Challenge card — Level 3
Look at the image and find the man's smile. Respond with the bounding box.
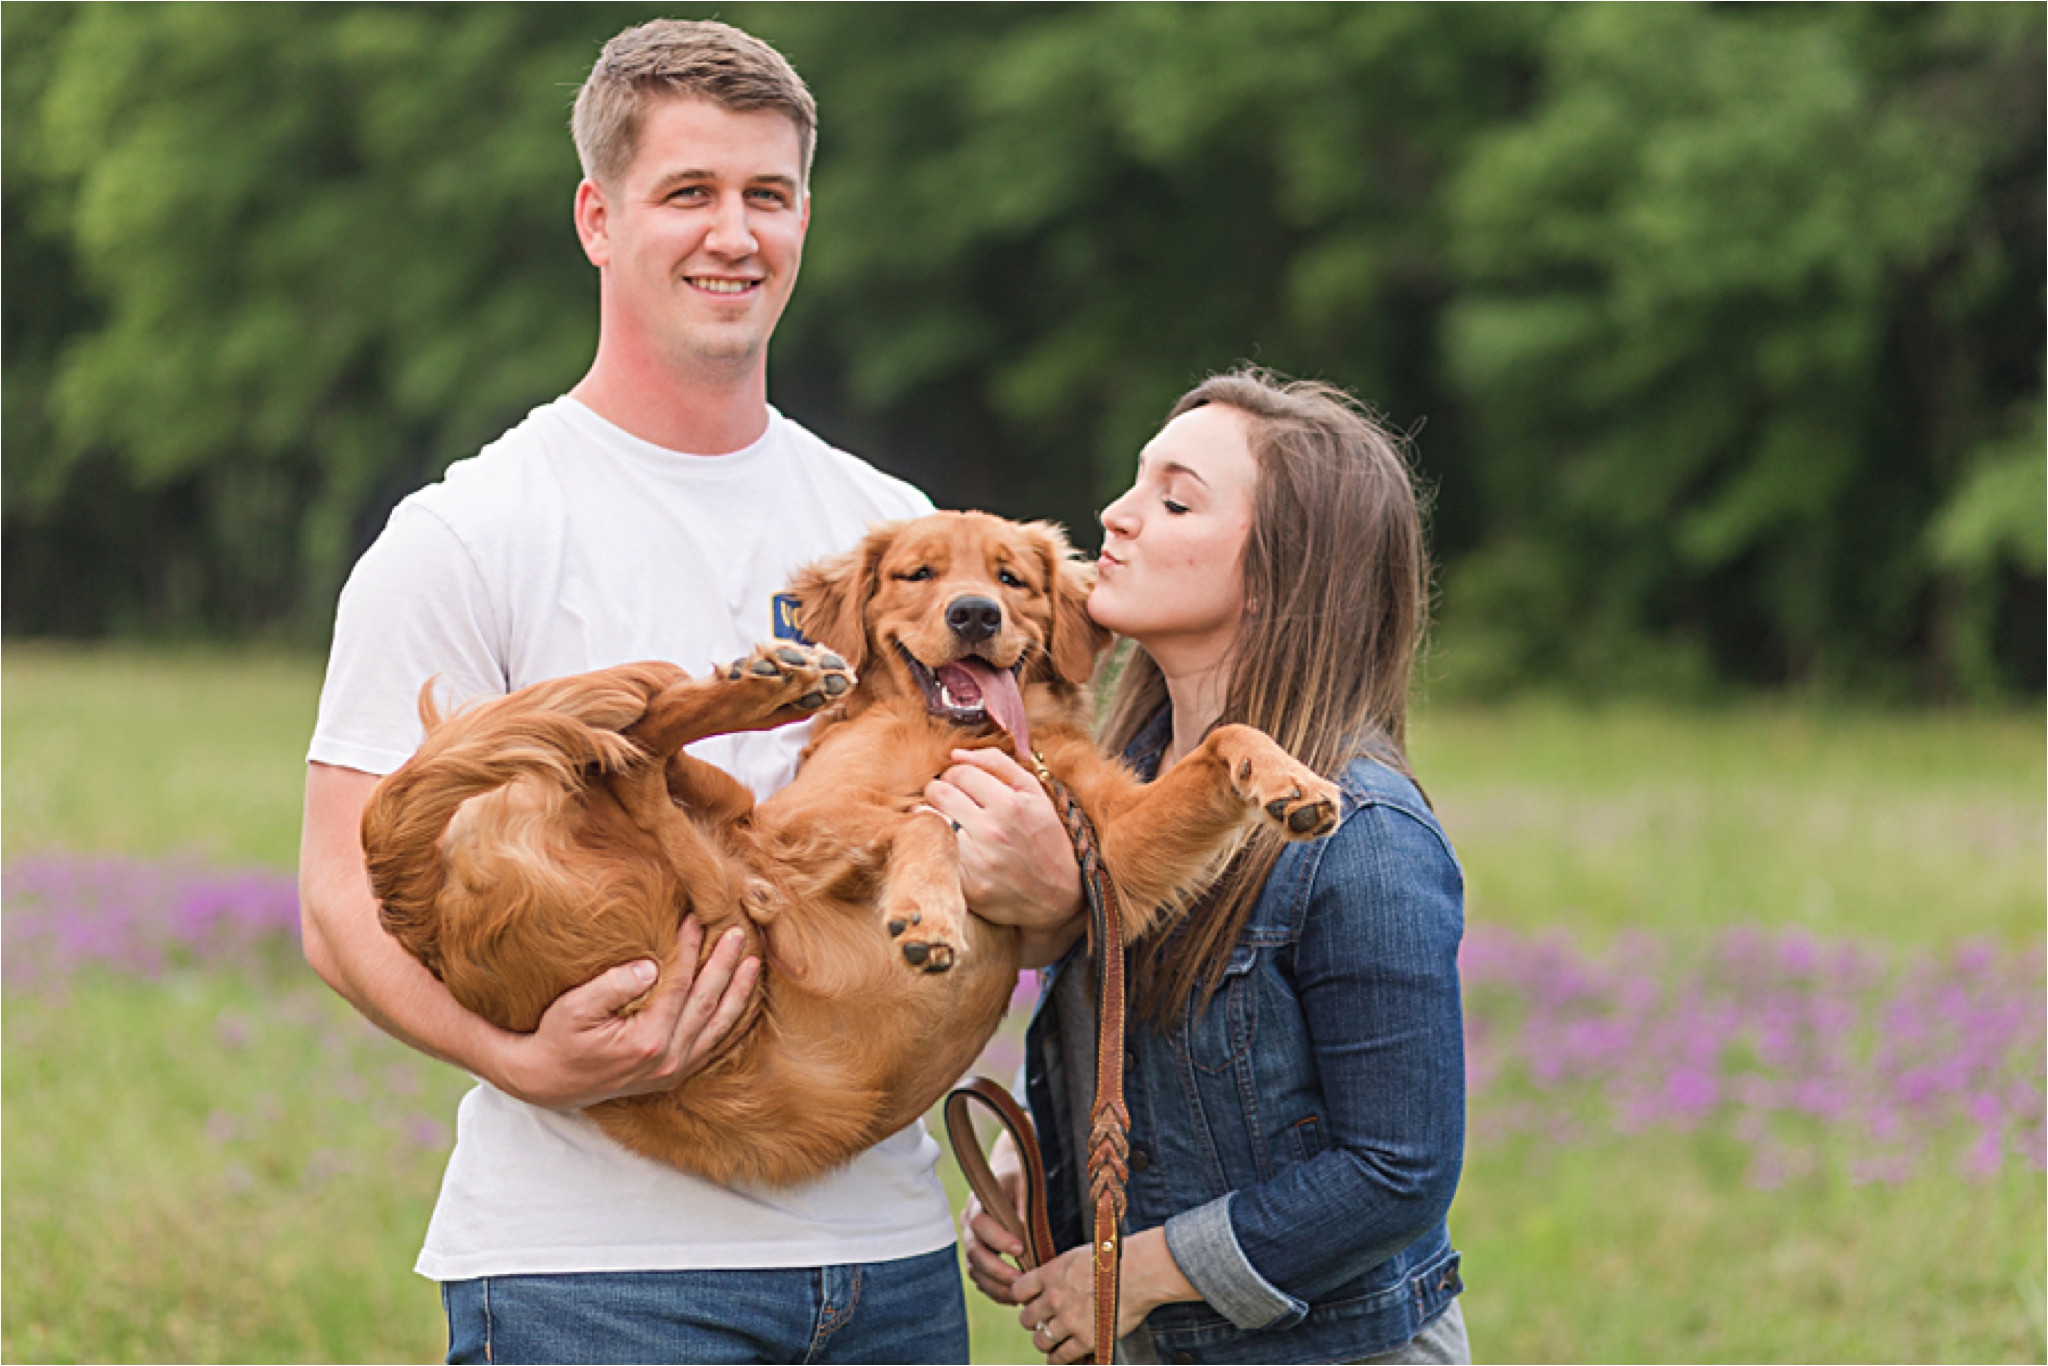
[687,276,761,296]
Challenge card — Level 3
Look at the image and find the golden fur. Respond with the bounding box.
[363,511,1340,1187]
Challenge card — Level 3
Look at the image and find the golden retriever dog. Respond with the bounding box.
[363,511,1340,1187]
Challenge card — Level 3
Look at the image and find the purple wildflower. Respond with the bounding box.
[4,854,301,986]
[1461,924,2047,1185]
[405,1116,451,1149]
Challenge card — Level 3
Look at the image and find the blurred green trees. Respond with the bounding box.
[4,2,2039,697]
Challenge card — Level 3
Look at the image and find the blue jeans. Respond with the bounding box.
[441,1245,970,1364]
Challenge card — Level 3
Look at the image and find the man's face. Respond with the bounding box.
[578,96,810,380]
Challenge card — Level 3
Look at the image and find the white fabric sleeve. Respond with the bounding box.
[307,503,511,777]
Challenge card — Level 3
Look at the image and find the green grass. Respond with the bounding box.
[1412,698,2044,947]
[3,645,2042,1363]
[2,642,319,865]
[3,972,465,1364]
[1457,1129,2045,1363]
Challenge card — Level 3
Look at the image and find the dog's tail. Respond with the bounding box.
[362,665,677,976]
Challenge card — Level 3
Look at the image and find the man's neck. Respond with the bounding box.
[570,349,771,456]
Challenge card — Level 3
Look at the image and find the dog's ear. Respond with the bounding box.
[1031,520,1114,687]
[785,522,893,673]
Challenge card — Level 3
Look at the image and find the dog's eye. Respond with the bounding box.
[896,566,934,582]
[998,569,1025,589]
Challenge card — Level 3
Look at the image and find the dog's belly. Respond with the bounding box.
[591,911,1021,1188]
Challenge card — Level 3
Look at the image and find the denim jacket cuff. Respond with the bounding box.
[1162,1195,1309,1332]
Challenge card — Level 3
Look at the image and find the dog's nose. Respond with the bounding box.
[945,596,1003,643]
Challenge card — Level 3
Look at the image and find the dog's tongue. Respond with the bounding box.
[940,658,1031,757]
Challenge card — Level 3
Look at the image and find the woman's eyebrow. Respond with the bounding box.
[1135,454,1210,488]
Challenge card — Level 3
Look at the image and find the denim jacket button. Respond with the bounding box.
[1129,1147,1150,1172]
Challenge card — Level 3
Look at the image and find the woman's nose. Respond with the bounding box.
[1099,491,1138,539]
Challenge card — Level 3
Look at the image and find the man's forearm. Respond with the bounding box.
[299,762,514,1083]
[302,888,502,1076]
[298,760,761,1113]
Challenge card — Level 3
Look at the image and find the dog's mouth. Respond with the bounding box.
[898,644,1031,755]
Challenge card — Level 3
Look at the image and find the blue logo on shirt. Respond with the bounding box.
[771,593,812,644]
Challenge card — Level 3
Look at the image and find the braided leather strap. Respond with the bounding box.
[1048,764,1130,1365]
[944,756,1130,1364]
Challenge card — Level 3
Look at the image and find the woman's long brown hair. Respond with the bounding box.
[1098,367,1432,1026]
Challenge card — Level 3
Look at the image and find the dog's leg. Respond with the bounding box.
[626,643,856,757]
[663,751,756,828]
[1057,725,1341,939]
[662,753,792,929]
[610,761,749,908]
[878,811,967,974]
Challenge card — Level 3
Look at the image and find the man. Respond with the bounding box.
[299,19,1076,1363]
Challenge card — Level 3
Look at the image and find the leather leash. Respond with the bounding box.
[945,754,1129,1364]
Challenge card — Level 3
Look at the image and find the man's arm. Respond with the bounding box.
[299,760,758,1109]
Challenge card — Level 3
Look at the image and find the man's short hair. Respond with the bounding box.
[571,19,818,191]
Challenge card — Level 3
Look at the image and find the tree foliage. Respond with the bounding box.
[4,2,2039,697]
[1441,3,2044,694]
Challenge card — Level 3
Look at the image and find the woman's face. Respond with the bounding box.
[1090,403,1259,663]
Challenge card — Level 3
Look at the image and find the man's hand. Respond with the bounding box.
[302,761,762,1113]
[494,917,760,1111]
[924,748,1083,951]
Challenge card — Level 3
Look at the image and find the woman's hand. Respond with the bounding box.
[961,1130,1031,1305]
[1013,1245,1113,1364]
[1013,1226,1199,1362]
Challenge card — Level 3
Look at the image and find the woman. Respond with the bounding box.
[950,368,1468,1364]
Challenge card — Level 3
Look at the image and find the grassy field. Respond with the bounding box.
[4,643,2042,1363]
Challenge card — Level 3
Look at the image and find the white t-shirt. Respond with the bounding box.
[309,396,950,1279]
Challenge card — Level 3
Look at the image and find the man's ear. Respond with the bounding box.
[785,523,894,674]
[1033,521,1113,687]
[574,178,611,267]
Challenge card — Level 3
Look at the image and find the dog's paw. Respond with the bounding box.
[1261,774,1340,840]
[885,910,957,974]
[721,642,856,717]
[1212,726,1342,841]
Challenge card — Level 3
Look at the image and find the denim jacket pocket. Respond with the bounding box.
[1172,943,1259,1074]
[1287,1114,1327,1163]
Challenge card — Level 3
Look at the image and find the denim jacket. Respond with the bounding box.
[1025,713,1466,1365]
